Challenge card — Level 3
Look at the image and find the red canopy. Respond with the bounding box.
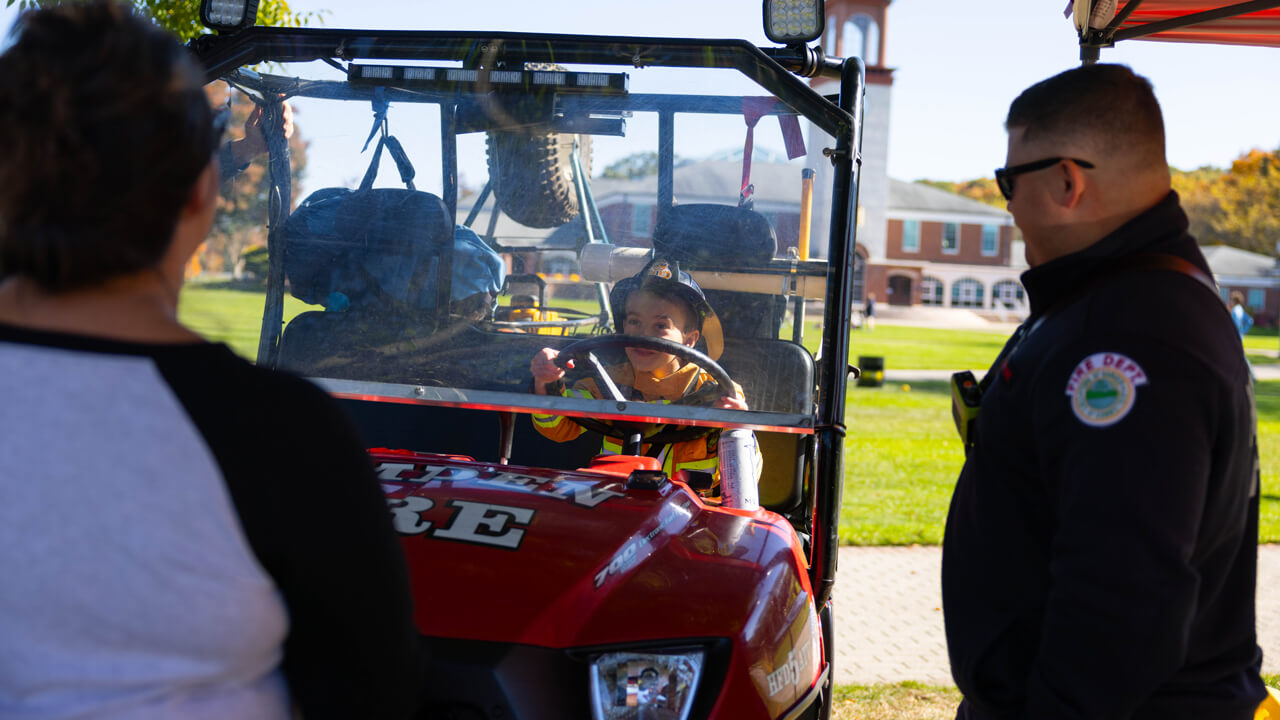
[1076,0,1280,49]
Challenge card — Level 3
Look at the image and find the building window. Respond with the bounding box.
[991,279,1025,308]
[902,220,920,253]
[981,224,999,256]
[921,276,943,306]
[843,15,880,63]
[942,223,959,254]
[952,278,984,308]
[632,203,652,236]
[1249,288,1266,309]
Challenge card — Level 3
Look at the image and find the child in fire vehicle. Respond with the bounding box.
[529,258,761,495]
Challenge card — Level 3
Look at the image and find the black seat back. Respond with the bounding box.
[652,204,784,339]
[717,337,814,512]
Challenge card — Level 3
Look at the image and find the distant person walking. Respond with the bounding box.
[864,293,876,331]
[942,64,1264,719]
[1231,291,1254,339]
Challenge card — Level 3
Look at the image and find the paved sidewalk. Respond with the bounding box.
[830,544,1280,686]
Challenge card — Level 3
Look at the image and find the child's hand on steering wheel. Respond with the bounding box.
[531,348,573,394]
[715,394,748,411]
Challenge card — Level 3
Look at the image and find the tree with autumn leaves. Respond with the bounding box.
[204,84,309,277]
[1181,149,1280,256]
[920,147,1280,257]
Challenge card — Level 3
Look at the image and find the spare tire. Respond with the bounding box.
[485,65,593,229]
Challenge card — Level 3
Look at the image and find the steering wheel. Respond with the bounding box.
[552,334,737,446]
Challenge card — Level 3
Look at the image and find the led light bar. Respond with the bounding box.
[199,0,260,32]
[348,64,629,95]
[763,0,825,45]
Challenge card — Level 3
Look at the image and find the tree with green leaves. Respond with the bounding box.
[4,0,319,41]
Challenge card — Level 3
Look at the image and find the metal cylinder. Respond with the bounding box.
[718,429,760,510]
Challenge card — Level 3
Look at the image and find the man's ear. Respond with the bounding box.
[683,328,700,348]
[182,161,219,219]
[1056,159,1088,210]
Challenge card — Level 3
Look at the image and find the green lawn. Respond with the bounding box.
[843,323,1011,370]
[842,376,1280,545]
[177,283,317,360]
[1245,326,1280,365]
[843,379,959,545]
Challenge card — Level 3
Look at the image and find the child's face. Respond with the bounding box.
[622,289,700,374]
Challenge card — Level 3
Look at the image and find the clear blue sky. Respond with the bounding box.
[3,0,1278,181]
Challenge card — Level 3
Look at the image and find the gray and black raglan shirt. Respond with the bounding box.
[0,324,419,720]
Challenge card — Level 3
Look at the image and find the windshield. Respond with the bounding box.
[187,47,841,436]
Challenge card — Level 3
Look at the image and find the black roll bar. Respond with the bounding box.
[810,56,864,609]
[188,28,852,140]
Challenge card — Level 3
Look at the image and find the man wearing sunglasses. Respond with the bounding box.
[942,64,1264,719]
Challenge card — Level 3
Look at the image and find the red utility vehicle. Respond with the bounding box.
[190,1,862,717]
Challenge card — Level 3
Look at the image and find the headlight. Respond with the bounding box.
[199,0,260,32]
[763,0,825,45]
[589,650,704,720]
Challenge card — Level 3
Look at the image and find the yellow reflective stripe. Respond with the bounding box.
[532,387,593,428]
[673,456,719,472]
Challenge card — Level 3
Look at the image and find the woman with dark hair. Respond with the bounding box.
[0,3,420,718]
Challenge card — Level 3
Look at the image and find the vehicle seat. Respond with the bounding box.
[716,337,814,513]
[652,203,784,339]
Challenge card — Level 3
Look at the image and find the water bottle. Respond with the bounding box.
[718,429,760,510]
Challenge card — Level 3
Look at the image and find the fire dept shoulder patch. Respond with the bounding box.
[1064,352,1148,428]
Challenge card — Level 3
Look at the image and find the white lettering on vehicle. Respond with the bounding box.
[387,496,434,534]
[433,500,535,550]
[766,624,813,698]
[544,481,624,508]
[593,500,692,588]
[375,462,623,510]
[385,496,536,550]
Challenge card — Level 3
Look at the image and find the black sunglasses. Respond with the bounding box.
[994,157,1095,201]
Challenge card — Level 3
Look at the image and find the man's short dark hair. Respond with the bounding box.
[1006,64,1166,166]
[0,0,218,292]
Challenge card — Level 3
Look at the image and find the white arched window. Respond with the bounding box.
[951,278,984,308]
[824,14,838,55]
[842,14,880,64]
[991,279,1025,308]
[921,276,943,306]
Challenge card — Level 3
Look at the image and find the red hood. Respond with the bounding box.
[373,450,810,649]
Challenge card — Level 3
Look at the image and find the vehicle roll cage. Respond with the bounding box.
[190,26,864,609]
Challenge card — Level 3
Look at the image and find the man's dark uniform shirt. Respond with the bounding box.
[943,192,1265,719]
